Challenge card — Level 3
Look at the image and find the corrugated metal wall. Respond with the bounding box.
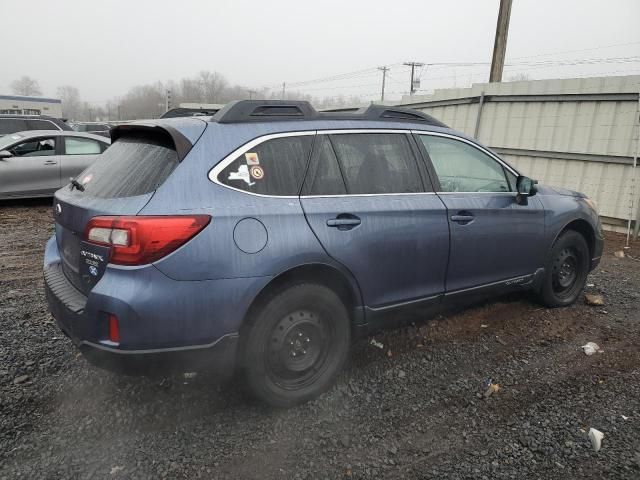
[399,76,640,232]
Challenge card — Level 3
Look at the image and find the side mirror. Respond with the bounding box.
[0,150,13,160]
[515,175,538,205]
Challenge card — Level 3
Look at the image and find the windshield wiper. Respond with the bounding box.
[70,178,85,192]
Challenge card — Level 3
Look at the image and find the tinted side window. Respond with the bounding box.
[0,119,28,135]
[419,135,510,193]
[76,135,178,198]
[329,133,422,194]
[219,135,313,196]
[27,120,56,130]
[303,135,346,195]
[64,137,102,155]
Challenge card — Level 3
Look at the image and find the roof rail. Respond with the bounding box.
[210,100,446,127]
[358,104,447,127]
[212,100,319,123]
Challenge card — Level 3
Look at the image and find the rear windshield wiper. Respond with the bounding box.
[70,177,85,192]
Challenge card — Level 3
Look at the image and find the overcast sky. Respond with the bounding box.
[1,0,639,103]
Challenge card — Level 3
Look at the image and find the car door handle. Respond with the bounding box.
[450,213,475,224]
[44,160,57,165]
[327,215,361,229]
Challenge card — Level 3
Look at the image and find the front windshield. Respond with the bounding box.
[0,133,25,151]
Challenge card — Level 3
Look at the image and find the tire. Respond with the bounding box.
[537,230,590,307]
[241,283,351,407]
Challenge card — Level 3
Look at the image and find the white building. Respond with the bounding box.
[0,94,63,117]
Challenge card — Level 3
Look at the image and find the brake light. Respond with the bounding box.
[85,215,211,266]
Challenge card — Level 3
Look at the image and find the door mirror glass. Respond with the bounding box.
[515,175,537,204]
[0,150,13,159]
[516,175,537,195]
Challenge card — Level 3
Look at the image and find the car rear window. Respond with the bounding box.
[75,134,178,198]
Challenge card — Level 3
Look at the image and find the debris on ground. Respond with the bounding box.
[110,466,124,475]
[581,342,604,356]
[480,324,488,328]
[585,293,605,306]
[483,383,500,399]
[588,428,605,452]
[370,339,384,349]
[614,250,625,259]
[13,375,29,384]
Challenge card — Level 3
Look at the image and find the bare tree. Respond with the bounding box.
[10,76,42,96]
[179,77,203,103]
[198,70,228,103]
[56,85,82,120]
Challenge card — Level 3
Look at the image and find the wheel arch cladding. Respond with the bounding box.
[243,263,362,329]
[559,219,596,260]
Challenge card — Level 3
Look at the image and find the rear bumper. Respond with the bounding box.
[42,235,269,376]
[45,267,239,376]
[78,335,238,376]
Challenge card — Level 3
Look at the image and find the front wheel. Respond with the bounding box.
[537,230,590,307]
[241,284,350,407]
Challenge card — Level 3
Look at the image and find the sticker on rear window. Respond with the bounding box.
[245,152,260,165]
[250,165,264,180]
[228,164,255,186]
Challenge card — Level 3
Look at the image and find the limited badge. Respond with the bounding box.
[245,152,260,165]
[250,165,264,180]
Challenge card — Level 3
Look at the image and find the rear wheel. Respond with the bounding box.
[537,230,590,307]
[241,284,350,407]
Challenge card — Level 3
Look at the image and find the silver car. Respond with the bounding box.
[0,130,110,199]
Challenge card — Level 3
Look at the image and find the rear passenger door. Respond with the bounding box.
[415,133,546,292]
[300,131,449,310]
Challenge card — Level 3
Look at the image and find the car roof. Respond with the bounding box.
[7,130,111,143]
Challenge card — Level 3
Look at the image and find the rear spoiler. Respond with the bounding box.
[110,123,193,161]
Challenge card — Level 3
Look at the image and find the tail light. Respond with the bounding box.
[85,215,211,266]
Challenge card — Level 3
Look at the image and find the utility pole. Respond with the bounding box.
[489,0,513,82]
[378,66,389,102]
[248,89,256,100]
[403,61,424,95]
[282,82,286,100]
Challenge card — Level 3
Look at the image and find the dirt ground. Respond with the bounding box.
[1,199,639,479]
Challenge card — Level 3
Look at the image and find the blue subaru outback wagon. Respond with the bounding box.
[44,100,603,406]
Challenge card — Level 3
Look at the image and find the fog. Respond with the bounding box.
[1,0,639,104]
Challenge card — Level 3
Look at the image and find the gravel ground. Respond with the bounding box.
[1,198,639,479]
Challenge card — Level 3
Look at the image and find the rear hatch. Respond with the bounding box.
[54,123,203,294]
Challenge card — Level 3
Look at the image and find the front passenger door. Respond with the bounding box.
[416,133,545,293]
[0,136,61,197]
